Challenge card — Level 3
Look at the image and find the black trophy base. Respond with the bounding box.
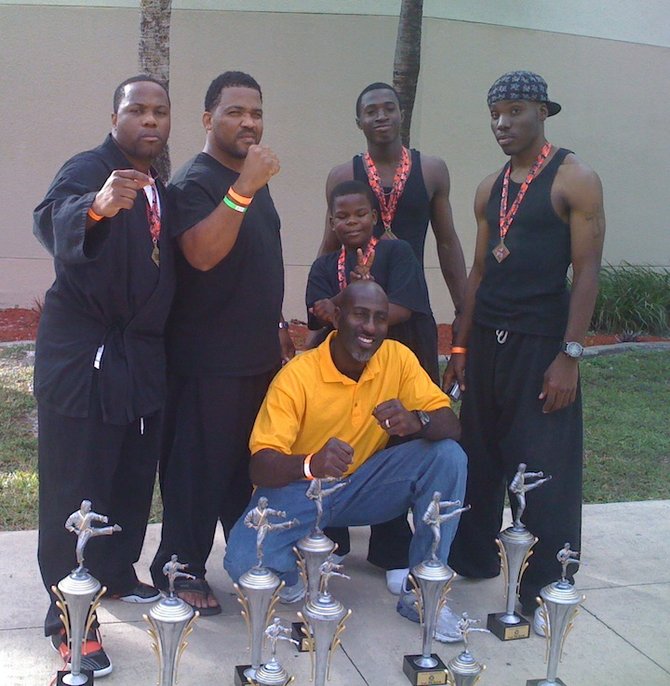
[527,680,568,685]
[291,620,310,652]
[234,664,254,686]
[487,611,530,640]
[57,669,94,685]
[402,653,448,685]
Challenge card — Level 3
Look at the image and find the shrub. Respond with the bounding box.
[589,263,670,335]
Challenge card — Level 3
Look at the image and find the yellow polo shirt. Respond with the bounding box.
[250,333,451,475]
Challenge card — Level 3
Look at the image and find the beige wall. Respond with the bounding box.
[1,5,669,323]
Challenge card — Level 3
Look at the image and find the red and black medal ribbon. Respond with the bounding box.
[146,184,161,267]
[337,237,378,292]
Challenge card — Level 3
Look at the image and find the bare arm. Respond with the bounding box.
[250,437,354,489]
[442,173,497,390]
[372,401,461,442]
[539,158,605,413]
[424,157,467,316]
[318,163,353,256]
[179,144,280,271]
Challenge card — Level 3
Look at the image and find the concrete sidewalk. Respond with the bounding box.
[1,501,669,685]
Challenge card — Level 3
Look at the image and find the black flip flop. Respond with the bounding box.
[173,577,222,616]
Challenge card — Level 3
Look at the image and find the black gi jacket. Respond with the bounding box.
[33,135,175,425]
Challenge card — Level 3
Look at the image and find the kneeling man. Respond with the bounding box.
[224,281,468,641]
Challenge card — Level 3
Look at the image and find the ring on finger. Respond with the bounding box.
[384,418,391,429]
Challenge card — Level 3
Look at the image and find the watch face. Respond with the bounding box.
[565,341,583,358]
[416,410,430,427]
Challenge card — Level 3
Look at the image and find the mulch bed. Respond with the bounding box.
[1,308,667,354]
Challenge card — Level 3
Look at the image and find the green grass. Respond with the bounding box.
[0,345,668,530]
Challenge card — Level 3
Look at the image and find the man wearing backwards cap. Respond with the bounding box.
[445,71,605,633]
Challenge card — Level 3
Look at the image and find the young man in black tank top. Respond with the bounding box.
[317,83,467,596]
[445,71,605,633]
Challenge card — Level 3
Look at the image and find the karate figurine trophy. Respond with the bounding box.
[251,618,298,686]
[297,555,352,686]
[446,613,490,686]
[487,464,551,641]
[292,477,347,650]
[403,493,470,686]
[144,554,199,686]
[526,544,584,686]
[52,500,121,685]
[233,497,298,686]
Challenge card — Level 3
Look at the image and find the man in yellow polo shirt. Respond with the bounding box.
[224,281,468,641]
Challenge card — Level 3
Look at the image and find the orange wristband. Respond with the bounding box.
[303,453,315,480]
[228,186,253,206]
[451,346,467,354]
[87,207,104,222]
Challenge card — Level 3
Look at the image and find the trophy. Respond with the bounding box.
[143,554,199,686]
[297,556,352,686]
[250,618,298,686]
[446,613,490,686]
[233,497,298,686]
[487,464,551,641]
[403,493,470,686]
[292,478,347,650]
[51,500,121,685]
[526,544,584,686]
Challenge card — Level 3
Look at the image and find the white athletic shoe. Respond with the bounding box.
[278,577,306,604]
[385,568,409,595]
[533,606,547,636]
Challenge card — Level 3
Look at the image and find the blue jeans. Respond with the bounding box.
[223,438,467,583]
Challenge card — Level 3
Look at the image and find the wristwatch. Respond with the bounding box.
[414,410,431,434]
[561,341,584,359]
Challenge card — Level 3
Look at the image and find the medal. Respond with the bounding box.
[495,141,552,262]
[492,240,510,263]
[362,147,412,239]
[151,241,160,267]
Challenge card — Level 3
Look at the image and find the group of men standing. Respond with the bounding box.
[33,69,604,676]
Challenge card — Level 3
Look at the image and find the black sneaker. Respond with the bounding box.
[51,627,113,678]
[111,581,161,603]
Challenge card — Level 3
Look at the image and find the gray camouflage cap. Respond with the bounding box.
[487,71,561,116]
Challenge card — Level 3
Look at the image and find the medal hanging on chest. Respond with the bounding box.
[494,142,552,263]
[146,185,161,267]
[337,237,378,292]
[363,147,412,239]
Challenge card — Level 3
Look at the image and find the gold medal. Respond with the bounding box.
[151,243,160,267]
[492,240,510,263]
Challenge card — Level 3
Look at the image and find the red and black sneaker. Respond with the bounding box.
[50,627,113,678]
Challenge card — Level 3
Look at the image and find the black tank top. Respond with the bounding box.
[474,148,573,337]
[353,148,431,267]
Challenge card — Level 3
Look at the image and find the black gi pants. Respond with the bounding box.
[448,325,582,612]
[38,374,160,636]
[150,370,276,586]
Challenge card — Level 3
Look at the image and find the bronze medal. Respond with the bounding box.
[492,240,510,263]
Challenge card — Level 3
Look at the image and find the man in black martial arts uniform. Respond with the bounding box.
[33,75,174,677]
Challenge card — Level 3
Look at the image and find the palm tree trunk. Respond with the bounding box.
[139,0,172,182]
[393,0,423,148]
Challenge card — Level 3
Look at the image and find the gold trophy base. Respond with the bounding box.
[57,669,94,685]
[291,621,310,652]
[402,653,448,685]
[487,612,530,640]
[526,679,568,685]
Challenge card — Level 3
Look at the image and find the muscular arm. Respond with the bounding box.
[442,174,497,390]
[250,437,354,489]
[318,163,353,256]
[424,156,467,314]
[179,144,280,271]
[539,159,605,413]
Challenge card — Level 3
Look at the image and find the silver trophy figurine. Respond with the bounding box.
[297,555,352,686]
[403,493,470,686]
[527,544,584,686]
[234,497,299,686]
[487,464,552,641]
[251,618,298,686]
[52,500,121,685]
[292,478,347,650]
[143,555,199,686]
[446,613,490,686]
